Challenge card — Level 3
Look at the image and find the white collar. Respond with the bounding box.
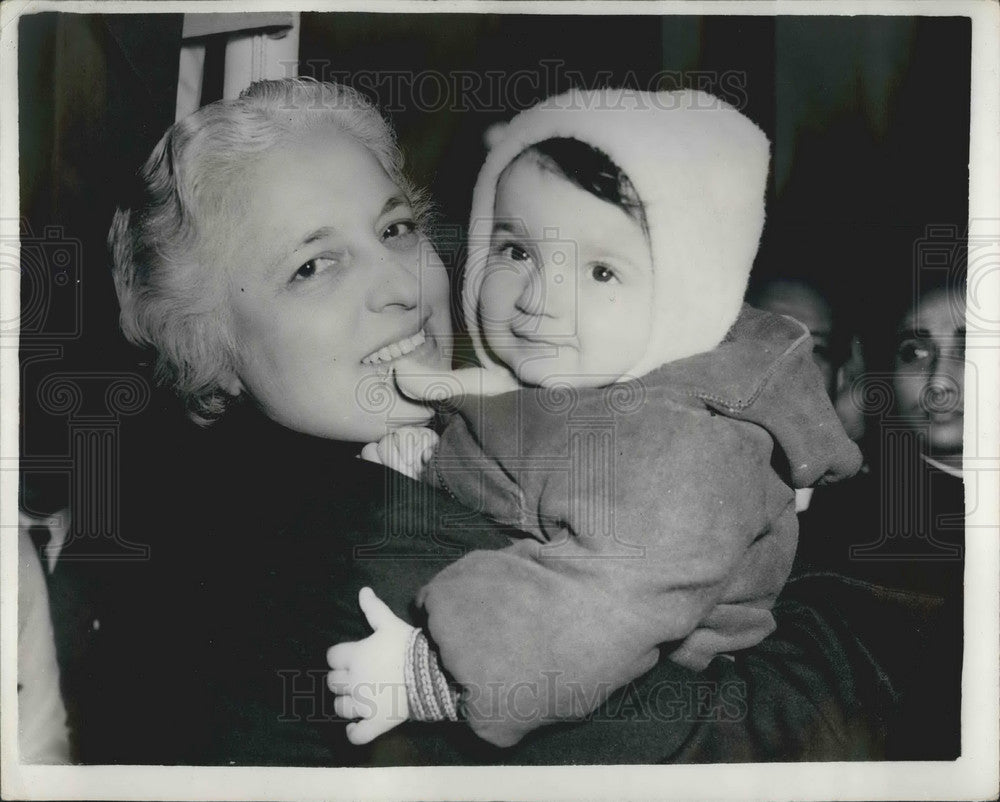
[18,509,70,574]
[921,454,964,479]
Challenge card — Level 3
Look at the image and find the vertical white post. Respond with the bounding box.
[222,12,300,100]
[175,42,206,121]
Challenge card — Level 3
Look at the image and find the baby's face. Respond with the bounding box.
[478,154,654,388]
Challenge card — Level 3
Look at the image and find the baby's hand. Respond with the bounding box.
[327,588,415,745]
[359,427,439,480]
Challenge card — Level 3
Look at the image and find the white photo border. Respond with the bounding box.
[2,2,997,800]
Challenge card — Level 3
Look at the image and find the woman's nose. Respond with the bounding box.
[365,253,421,313]
[922,354,964,414]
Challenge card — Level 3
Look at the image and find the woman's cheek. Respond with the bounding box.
[426,258,452,298]
[892,372,926,417]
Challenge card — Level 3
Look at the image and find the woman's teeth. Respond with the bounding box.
[361,329,426,365]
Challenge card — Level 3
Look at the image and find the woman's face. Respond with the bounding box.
[892,285,965,466]
[217,129,452,443]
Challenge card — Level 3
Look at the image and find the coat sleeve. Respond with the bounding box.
[417,404,781,747]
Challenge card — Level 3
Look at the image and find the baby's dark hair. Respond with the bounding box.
[525,137,648,232]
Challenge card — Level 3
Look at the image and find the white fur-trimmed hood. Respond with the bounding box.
[463,87,771,379]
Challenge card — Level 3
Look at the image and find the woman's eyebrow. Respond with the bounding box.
[291,197,408,253]
[381,195,409,216]
[265,226,338,281]
[899,326,966,339]
[297,226,337,249]
[269,197,411,277]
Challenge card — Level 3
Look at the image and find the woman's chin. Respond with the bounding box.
[910,418,962,471]
[927,442,964,468]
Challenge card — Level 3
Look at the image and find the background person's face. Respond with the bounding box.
[478,156,654,388]
[219,129,452,443]
[892,285,965,465]
[749,280,836,396]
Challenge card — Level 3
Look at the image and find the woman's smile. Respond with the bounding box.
[361,327,427,365]
[359,325,444,369]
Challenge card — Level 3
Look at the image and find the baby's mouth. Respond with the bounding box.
[360,329,426,366]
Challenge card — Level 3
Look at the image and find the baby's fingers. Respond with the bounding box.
[357,586,397,630]
[327,641,358,669]
[359,442,382,465]
[334,695,372,722]
[345,718,394,746]
[327,669,352,694]
[375,434,398,467]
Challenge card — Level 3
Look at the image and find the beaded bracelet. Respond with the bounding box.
[404,628,461,722]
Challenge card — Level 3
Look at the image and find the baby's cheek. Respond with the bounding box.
[480,295,518,335]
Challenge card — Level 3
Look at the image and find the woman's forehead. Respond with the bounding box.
[900,286,966,333]
[249,128,394,193]
[207,131,400,267]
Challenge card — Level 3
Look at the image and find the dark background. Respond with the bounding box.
[18,12,971,513]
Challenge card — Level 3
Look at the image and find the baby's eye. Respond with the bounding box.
[590,264,617,283]
[499,243,532,262]
[381,220,419,249]
[292,256,338,283]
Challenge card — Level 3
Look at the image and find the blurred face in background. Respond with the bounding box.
[892,285,965,468]
[749,279,836,396]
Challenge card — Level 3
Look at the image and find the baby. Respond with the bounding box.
[328,88,862,747]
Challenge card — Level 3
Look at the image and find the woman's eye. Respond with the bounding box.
[381,220,419,248]
[591,264,617,283]
[897,339,933,364]
[292,256,338,282]
[812,343,832,361]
